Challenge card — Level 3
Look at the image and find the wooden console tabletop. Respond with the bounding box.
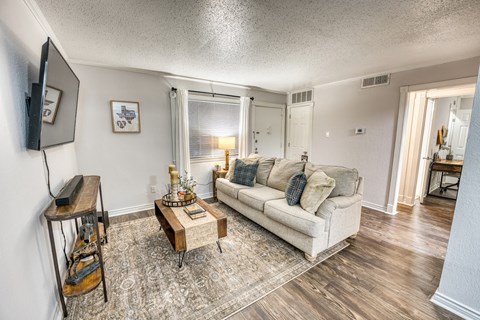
[44,175,100,221]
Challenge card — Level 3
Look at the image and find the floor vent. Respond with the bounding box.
[291,89,313,105]
[361,74,390,88]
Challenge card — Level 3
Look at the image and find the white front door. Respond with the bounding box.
[450,109,471,160]
[252,104,285,157]
[286,104,313,161]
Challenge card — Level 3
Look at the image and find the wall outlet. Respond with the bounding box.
[150,186,157,193]
[355,128,366,135]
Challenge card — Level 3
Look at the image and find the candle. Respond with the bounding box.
[170,171,179,184]
[168,164,176,173]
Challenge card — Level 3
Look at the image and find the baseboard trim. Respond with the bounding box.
[197,192,213,199]
[109,203,154,217]
[431,291,480,320]
[362,201,392,215]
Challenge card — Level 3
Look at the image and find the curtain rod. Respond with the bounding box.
[171,87,254,101]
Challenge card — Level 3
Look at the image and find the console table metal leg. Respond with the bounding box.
[216,240,223,253]
[99,183,107,243]
[47,220,68,317]
[93,213,108,302]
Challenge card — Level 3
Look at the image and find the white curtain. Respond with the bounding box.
[172,89,191,177]
[238,97,252,158]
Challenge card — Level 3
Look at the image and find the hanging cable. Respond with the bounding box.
[42,150,55,198]
[42,150,70,267]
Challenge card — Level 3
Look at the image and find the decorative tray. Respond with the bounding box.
[161,193,197,207]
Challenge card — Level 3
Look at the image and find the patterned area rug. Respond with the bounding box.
[66,203,348,319]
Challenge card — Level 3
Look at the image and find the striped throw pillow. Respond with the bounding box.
[285,172,307,206]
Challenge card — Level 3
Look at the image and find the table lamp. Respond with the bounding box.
[218,136,236,170]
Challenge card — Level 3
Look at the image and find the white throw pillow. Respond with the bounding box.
[300,171,336,214]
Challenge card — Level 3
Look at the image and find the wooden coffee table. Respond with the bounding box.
[154,198,227,267]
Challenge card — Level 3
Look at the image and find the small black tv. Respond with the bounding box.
[27,38,80,150]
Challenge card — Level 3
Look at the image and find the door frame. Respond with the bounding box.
[387,76,477,215]
[251,101,286,157]
[286,102,314,161]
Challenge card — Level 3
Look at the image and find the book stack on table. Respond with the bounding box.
[183,203,206,220]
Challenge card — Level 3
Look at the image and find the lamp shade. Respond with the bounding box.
[218,136,236,150]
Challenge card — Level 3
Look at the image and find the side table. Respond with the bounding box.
[212,169,228,199]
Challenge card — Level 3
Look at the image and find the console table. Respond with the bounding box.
[44,175,108,317]
[426,160,463,200]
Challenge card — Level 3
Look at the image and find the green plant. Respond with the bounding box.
[179,171,197,194]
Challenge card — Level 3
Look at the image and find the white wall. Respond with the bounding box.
[432,71,480,319]
[73,65,173,214]
[312,56,480,211]
[73,68,286,209]
[0,1,78,319]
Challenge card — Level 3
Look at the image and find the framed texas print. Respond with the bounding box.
[42,86,62,124]
[110,100,141,133]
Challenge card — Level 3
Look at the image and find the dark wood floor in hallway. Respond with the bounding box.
[230,197,460,320]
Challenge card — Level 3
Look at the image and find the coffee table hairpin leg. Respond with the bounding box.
[216,240,223,253]
[178,251,186,268]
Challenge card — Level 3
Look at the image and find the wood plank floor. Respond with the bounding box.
[111,196,459,319]
[232,196,459,320]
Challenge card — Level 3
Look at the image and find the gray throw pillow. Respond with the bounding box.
[231,159,259,187]
[285,172,307,206]
[267,158,306,191]
[305,163,358,197]
[300,171,336,214]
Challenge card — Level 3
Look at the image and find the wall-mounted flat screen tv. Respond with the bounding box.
[27,38,80,150]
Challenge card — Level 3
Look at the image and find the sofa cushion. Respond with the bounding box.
[300,171,336,214]
[216,178,264,199]
[248,154,275,185]
[231,159,259,187]
[305,163,358,197]
[264,199,326,237]
[267,159,306,192]
[285,172,307,206]
[238,186,285,211]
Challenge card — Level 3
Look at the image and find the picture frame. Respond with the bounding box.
[42,86,62,124]
[110,100,141,133]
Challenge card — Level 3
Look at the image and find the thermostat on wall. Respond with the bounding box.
[355,128,366,135]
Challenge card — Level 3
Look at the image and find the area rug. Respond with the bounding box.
[66,203,348,320]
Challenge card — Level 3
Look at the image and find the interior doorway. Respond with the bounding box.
[390,79,476,212]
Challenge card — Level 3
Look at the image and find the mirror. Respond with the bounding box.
[443,96,474,160]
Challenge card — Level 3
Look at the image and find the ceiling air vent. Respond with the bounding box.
[291,89,313,105]
[361,73,390,88]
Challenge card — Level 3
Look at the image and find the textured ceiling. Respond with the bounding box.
[34,0,480,92]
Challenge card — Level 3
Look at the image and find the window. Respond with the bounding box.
[188,96,240,160]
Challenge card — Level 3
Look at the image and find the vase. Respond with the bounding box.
[184,192,194,201]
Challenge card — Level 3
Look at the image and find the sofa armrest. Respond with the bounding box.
[315,194,363,230]
[356,177,364,196]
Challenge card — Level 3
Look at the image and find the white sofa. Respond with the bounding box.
[216,157,363,261]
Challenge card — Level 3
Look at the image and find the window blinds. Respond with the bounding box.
[188,98,240,159]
